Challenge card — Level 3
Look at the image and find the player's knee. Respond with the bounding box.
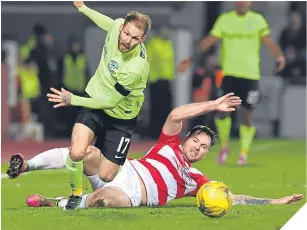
[99,171,116,183]
[85,146,93,155]
[69,147,87,162]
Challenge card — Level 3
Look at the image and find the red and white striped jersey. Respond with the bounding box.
[129,131,210,206]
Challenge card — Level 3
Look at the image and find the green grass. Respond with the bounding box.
[2,139,306,230]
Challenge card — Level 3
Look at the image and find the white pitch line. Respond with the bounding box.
[1,174,9,179]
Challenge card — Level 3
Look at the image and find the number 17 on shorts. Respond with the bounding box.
[115,137,131,159]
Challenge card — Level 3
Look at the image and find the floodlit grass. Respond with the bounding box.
[2,139,306,230]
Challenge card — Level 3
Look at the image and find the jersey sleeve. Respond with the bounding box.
[71,89,123,109]
[210,14,224,38]
[116,72,141,95]
[258,15,270,37]
[79,5,114,32]
[157,130,181,145]
[186,168,210,197]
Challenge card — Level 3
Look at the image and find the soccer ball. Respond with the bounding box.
[196,181,232,218]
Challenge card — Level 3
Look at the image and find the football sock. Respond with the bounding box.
[27,148,69,171]
[239,125,256,156]
[215,117,232,147]
[66,155,84,196]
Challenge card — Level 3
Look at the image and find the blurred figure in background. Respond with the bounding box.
[58,35,90,137]
[279,12,306,85]
[146,24,175,139]
[279,12,306,54]
[190,53,223,130]
[15,55,41,140]
[279,46,306,85]
[179,1,286,165]
[27,23,59,138]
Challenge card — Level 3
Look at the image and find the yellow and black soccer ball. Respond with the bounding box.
[196,181,233,218]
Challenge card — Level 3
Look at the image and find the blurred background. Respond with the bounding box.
[1,1,306,144]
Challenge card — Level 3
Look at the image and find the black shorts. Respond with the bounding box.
[75,107,137,165]
[221,76,260,110]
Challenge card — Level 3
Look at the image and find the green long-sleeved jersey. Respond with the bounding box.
[71,5,149,120]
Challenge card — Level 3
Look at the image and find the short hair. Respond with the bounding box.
[124,11,152,35]
[187,125,218,147]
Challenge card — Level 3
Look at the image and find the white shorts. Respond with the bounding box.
[86,160,142,207]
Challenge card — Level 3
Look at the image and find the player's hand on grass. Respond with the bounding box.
[276,55,286,72]
[73,1,84,9]
[272,194,304,205]
[47,87,73,108]
[177,58,191,73]
[213,93,242,112]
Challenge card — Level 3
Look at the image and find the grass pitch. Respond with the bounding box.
[2,139,306,230]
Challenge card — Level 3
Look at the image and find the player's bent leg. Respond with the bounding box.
[26,194,66,207]
[6,148,69,179]
[98,159,144,207]
[86,187,132,208]
[94,123,133,184]
[215,112,232,164]
[69,123,95,162]
[83,146,109,191]
[98,158,120,183]
[215,75,235,164]
[238,80,259,165]
[238,107,256,165]
[65,123,95,210]
[83,146,103,176]
[54,187,132,209]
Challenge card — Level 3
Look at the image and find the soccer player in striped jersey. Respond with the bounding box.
[7,94,303,208]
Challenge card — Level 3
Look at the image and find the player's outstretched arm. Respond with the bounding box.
[74,1,114,32]
[231,194,304,205]
[47,87,124,109]
[162,93,241,136]
[47,72,141,109]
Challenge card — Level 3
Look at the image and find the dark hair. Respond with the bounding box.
[124,11,152,35]
[187,125,218,146]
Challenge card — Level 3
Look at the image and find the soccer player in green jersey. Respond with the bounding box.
[47,1,151,210]
[178,1,286,165]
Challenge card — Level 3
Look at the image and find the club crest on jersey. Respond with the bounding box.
[173,157,192,183]
[108,60,119,73]
[180,166,193,182]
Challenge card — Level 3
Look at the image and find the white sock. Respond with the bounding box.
[57,194,89,209]
[79,194,90,208]
[27,148,69,171]
[87,175,106,191]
